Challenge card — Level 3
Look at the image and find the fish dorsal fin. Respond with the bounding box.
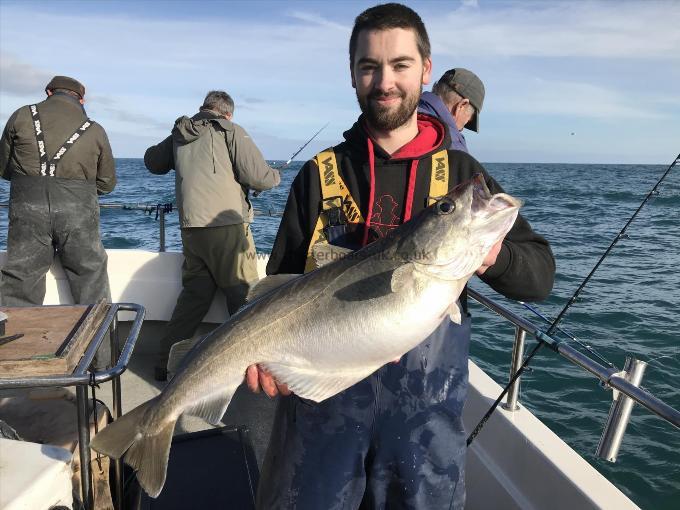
[246,274,300,302]
[391,263,416,292]
[310,243,353,269]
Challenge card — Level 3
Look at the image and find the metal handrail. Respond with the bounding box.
[467,287,680,429]
[0,303,145,388]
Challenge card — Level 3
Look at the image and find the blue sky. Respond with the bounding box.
[1,0,678,164]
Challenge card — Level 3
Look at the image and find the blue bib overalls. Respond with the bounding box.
[256,314,472,510]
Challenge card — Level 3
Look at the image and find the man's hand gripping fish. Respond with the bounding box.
[90,174,522,498]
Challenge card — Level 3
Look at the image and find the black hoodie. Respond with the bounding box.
[267,114,555,302]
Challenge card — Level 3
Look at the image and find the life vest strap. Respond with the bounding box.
[428,149,449,205]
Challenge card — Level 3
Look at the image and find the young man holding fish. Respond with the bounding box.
[251,3,555,509]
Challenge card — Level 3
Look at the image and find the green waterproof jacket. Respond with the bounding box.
[144,110,280,228]
[0,93,116,194]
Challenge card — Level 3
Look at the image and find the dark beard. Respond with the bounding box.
[357,86,422,131]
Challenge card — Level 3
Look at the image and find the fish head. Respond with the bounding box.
[395,174,522,279]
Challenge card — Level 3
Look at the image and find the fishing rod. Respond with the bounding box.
[520,301,614,368]
[467,152,680,447]
[277,122,330,169]
[252,122,329,198]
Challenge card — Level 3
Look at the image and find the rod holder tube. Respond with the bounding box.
[109,317,124,510]
[503,327,526,411]
[76,384,94,510]
[596,357,647,462]
[159,208,166,252]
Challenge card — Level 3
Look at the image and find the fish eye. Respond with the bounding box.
[437,199,456,215]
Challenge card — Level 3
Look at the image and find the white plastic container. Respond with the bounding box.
[0,438,73,510]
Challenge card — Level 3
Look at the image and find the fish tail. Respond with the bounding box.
[90,396,176,498]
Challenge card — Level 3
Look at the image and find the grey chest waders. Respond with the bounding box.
[1,104,109,312]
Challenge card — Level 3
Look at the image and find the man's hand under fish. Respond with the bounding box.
[475,237,503,275]
[246,238,506,397]
[246,364,291,397]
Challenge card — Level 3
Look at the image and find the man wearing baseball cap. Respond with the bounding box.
[0,76,115,328]
[418,67,485,153]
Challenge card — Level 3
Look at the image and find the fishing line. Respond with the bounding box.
[520,301,614,367]
[467,152,680,447]
[645,350,680,366]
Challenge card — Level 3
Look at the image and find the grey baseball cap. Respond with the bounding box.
[439,68,485,132]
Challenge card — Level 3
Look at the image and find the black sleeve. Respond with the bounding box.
[95,126,116,195]
[266,160,321,275]
[143,135,174,174]
[473,159,556,302]
[446,151,555,302]
[0,110,19,181]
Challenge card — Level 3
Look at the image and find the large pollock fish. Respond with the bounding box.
[90,174,522,497]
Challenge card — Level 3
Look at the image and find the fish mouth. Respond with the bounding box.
[470,174,522,222]
[471,174,522,221]
[439,174,521,272]
[409,174,522,273]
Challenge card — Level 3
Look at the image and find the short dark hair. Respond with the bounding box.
[202,90,234,116]
[349,3,430,67]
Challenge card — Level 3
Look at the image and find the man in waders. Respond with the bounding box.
[250,3,555,509]
[144,91,280,381]
[0,76,115,309]
[418,68,485,153]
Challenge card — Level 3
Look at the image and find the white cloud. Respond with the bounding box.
[0,53,53,95]
[489,78,666,120]
[427,1,680,59]
[288,10,350,31]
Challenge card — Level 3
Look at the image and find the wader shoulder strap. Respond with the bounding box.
[304,148,364,272]
[29,103,94,177]
[428,149,449,205]
[29,105,49,176]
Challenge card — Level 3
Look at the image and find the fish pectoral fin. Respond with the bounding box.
[310,243,353,269]
[260,361,373,402]
[391,263,415,293]
[246,274,301,303]
[448,302,462,324]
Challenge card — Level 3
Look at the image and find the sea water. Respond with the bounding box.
[1,159,678,509]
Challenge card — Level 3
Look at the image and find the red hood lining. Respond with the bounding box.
[389,114,445,159]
